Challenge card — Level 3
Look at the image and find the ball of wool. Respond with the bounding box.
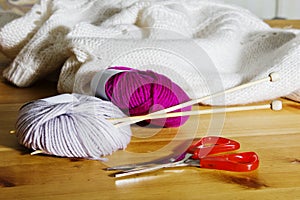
[104,67,191,127]
[16,93,131,160]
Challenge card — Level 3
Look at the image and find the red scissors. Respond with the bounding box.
[108,136,259,177]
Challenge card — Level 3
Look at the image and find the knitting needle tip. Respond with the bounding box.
[9,130,16,134]
[271,100,282,111]
[30,150,44,156]
[269,72,280,82]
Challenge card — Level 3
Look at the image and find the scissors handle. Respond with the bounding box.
[199,151,259,172]
[187,136,240,159]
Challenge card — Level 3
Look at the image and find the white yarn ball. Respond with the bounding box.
[16,93,132,160]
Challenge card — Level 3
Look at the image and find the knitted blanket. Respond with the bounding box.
[0,0,299,105]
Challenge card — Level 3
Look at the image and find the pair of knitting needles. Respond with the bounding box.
[109,72,281,127]
[14,72,281,156]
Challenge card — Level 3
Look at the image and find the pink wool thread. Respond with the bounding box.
[104,67,191,127]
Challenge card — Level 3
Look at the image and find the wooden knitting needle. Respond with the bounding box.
[17,73,281,156]
[114,72,280,126]
[29,100,282,156]
[110,100,282,127]
[30,150,44,156]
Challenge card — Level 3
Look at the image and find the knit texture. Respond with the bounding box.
[1,0,299,105]
[0,10,21,65]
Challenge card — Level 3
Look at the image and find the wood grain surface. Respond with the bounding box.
[0,20,299,200]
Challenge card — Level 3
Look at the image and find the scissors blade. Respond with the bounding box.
[114,153,193,178]
[106,163,157,171]
[106,154,185,171]
[114,163,173,178]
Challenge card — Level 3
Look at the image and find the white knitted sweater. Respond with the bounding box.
[0,0,299,105]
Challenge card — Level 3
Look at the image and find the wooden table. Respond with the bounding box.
[0,20,300,200]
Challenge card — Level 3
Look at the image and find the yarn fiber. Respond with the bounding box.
[104,67,191,127]
[16,93,131,160]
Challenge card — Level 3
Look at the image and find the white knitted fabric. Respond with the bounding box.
[0,10,21,65]
[1,0,300,105]
[1,0,136,86]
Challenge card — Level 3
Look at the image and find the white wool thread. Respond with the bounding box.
[16,93,132,160]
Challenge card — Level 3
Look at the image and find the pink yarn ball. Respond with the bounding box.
[105,67,191,127]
